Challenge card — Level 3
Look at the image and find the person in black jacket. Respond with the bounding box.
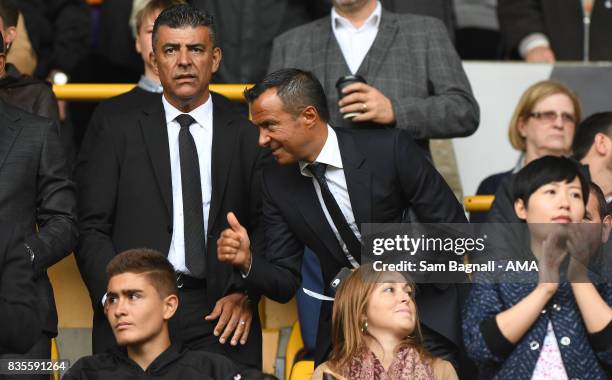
[0,223,40,355]
[65,249,243,380]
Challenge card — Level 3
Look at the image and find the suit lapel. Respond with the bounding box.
[139,101,173,218]
[357,9,399,80]
[0,103,23,172]
[208,103,237,233]
[292,170,351,267]
[336,130,372,231]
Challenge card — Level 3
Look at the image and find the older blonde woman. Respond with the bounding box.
[312,265,457,380]
[472,80,581,222]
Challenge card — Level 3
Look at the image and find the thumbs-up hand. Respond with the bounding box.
[217,212,252,273]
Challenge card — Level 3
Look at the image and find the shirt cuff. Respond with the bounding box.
[240,254,253,278]
[519,33,550,58]
[479,316,515,357]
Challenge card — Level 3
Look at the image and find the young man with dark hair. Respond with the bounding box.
[65,249,242,379]
[0,0,59,122]
[573,112,612,204]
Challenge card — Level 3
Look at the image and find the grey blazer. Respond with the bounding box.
[268,9,479,144]
[0,99,77,336]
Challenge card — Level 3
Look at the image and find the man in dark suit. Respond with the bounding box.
[0,94,77,375]
[75,4,268,369]
[269,0,479,154]
[0,223,40,355]
[218,69,468,368]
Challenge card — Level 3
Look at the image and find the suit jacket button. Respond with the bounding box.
[560,337,571,346]
[167,225,173,233]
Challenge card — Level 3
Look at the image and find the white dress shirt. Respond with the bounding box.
[299,125,360,268]
[331,1,382,74]
[163,95,213,274]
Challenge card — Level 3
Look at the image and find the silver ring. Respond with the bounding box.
[240,320,246,326]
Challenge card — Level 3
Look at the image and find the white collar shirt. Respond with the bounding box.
[331,1,382,74]
[162,94,213,275]
[300,125,360,268]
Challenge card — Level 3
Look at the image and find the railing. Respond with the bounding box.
[52,83,250,102]
[463,195,494,212]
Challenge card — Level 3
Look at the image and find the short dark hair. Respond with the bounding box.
[152,4,216,51]
[588,182,609,221]
[572,112,612,160]
[244,68,330,122]
[512,155,590,207]
[131,0,186,38]
[106,249,178,298]
[0,0,18,28]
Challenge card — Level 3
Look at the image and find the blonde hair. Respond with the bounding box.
[327,264,430,372]
[508,80,582,152]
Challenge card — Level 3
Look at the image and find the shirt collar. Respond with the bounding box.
[332,1,382,32]
[137,75,163,93]
[300,125,343,176]
[162,94,213,129]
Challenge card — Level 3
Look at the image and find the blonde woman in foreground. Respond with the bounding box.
[312,264,457,380]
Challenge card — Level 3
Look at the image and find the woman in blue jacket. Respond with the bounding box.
[463,156,612,379]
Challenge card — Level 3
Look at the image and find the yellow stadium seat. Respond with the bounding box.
[289,360,314,380]
[285,321,304,380]
[51,338,59,380]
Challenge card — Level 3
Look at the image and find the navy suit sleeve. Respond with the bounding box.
[395,130,467,223]
[244,170,303,303]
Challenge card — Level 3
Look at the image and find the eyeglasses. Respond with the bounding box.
[529,111,576,124]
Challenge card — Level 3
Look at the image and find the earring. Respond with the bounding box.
[361,319,368,333]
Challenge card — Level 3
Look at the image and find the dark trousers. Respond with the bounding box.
[0,334,52,380]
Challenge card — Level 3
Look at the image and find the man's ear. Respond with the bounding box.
[302,105,318,127]
[162,294,179,320]
[514,198,528,220]
[211,46,222,74]
[135,35,143,54]
[4,26,16,45]
[150,51,159,76]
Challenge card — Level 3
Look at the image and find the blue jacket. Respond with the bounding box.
[463,280,612,379]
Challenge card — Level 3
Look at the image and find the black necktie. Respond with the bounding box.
[176,114,206,278]
[308,163,362,259]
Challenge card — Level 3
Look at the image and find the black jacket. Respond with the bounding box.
[0,99,77,336]
[0,223,40,354]
[64,344,242,379]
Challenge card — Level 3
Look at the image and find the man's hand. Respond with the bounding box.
[217,212,252,273]
[338,82,395,124]
[525,46,556,63]
[204,292,252,346]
